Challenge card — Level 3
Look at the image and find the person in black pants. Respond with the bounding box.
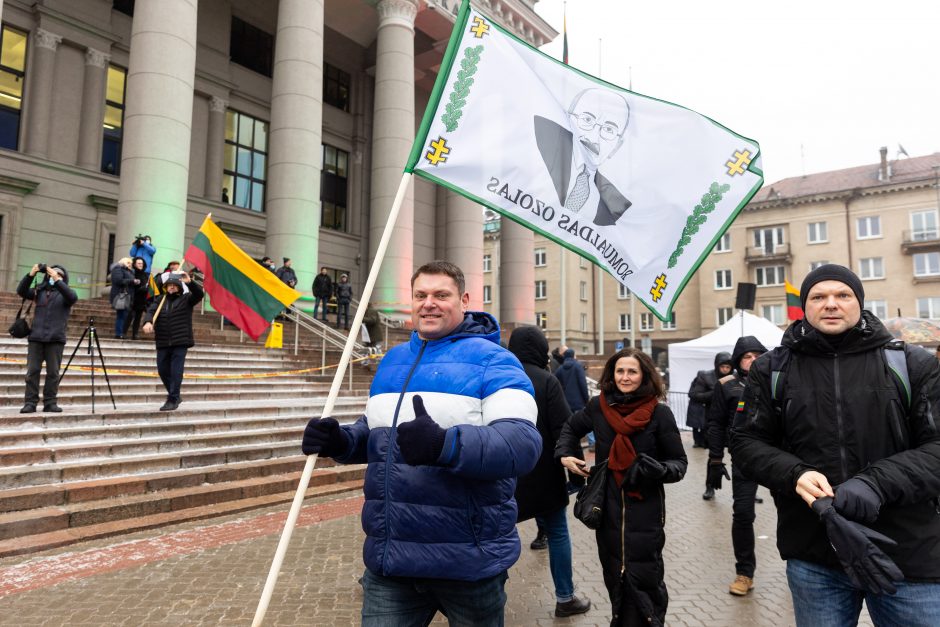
[334,273,353,330]
[142,272,203,411]
[17,264,77,413]
[706,335,766,597]
[129,256,151,340]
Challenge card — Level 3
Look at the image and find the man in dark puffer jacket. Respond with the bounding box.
[732,264,940,625]
[142,272,203,411]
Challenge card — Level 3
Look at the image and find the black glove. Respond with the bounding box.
[626,453,667,486]
[396,395,448,466]
[834,477,883,524]
[301,417,349,457]
[812,497,903,595]
[706,458,731,490]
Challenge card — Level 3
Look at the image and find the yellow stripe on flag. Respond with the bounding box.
[785,279,800,297]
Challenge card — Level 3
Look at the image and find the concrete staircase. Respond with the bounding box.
[0,293,391,557]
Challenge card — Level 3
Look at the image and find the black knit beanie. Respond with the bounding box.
[799,264,864,310]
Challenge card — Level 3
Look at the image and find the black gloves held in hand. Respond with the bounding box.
[706,458,731,490]
[397,395,448,466]
[626,453,667,486]
[834,477,883,524]
[301,417,349,457]
[812,497,903,596]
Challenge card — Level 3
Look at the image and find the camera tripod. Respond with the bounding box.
[61,317,116,412]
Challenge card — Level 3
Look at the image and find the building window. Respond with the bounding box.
[717,307,733,326]
[914,252,940,277]
[859,257,884,280]
[223,110,268,212]
[866,299,887,319]
[807,221,828,244]
[579,281,587,301]
[535,280,546,300]
[640,313,654,331]
[580,313,588,332]
[101,65,126,174]
[810,260,829,271]
[856,216,881,239]
[230,17,274,77]
[483,285,492,303]
[753,226,784,254]
[714,232,731,253]
[535,312,547,329]
[534,247,546,267]
[0,26,27,151]
[661,314,676,330]
[715,269,732,290]
[483,254,491,273]
[321,144,348,230]
[618,313,631,332]
[113,0,134,17]
[618,284,631,299]
[755,265,784,287]
[762,304,785,325]
[917,297,940,319]
[911,210,939,241]
[323,63,350,112]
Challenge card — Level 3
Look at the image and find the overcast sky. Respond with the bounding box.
[532,0,939,185]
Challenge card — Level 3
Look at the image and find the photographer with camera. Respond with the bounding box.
[16,263,77,413]
[129,234,156,273]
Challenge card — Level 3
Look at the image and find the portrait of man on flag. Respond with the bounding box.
[535,87,632,227]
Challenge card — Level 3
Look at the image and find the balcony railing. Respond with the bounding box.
[744,242,791,264]
[901,230,940,254]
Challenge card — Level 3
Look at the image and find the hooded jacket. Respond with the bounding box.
[16,267,77,344]
[555,349,589,411]
[508,325,572,521]
[334,278,353,304]
[707,337,766,460]
[731,312,940,579]
[335,312,541,581]
[686,351,732,430]
[142,280,204,349]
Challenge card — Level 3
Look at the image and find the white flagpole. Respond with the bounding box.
[251,172,413,627]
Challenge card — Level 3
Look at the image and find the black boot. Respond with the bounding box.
[555,595,591,617]
[530,530,548,550]
[703,486,715,501]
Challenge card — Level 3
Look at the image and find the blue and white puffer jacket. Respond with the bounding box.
[336,311,541,581]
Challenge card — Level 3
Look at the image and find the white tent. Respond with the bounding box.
[668,311,786,395]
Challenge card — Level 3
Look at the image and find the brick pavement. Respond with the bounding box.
[0,432,874,626]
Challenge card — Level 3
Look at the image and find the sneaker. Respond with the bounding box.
[555,595,591,617]
[530,530,548,550]
[729,575,754,596]
[702,487,715,501]
[20,403,36,414]
[43,404,63,413]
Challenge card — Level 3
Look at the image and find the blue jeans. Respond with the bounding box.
[156,346,188,402]
[787,559,940,627]
[313,297,328,320]
[114,309,129,337]
[535,506,575,602]
[361,568,507,627]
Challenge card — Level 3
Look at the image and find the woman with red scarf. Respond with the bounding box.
[556,348,687,627]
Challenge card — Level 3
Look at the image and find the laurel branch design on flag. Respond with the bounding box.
[441,45,483,132]
[667,181,731,268]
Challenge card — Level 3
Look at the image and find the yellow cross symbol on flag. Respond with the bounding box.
[425,137,451,166]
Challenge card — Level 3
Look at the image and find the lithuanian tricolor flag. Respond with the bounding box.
[785,279,803,321]
[185,215,301,340]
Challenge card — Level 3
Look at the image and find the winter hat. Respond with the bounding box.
[799,264,864,310]
[282,257,290,264]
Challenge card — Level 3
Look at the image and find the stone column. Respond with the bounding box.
[499,218,535,328]
[115,0,197,269]
[445,190,483,309]
[265,0,323,293]
[369,0,417,317]
[204,96,227,201]
[24,28,62,158]
[77,48,110,170]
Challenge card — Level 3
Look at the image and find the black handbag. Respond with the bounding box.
[573,459,608,529]
[8,298,32,338]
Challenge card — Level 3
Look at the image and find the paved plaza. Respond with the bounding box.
[0,432,873,626]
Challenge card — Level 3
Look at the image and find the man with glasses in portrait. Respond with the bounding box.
[535,87,632,227]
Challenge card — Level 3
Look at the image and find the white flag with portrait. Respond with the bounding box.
[406,0,763,320]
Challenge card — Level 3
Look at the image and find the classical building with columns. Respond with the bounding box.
[0,0,555,326]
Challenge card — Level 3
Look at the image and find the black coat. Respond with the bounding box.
[276,266,297,287]
[707,338,765,459]
[110,264,135,302]
[732,312,940,579]
[335,281,353,303]
[508,326,572,521]
[132,266,150,311]
[686,351,731,431]
[142,282,204,349]
[16,270,77,344]
[557,397,687,626]
[312,273,333,299]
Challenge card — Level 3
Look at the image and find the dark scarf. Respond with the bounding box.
[600,388,658,497]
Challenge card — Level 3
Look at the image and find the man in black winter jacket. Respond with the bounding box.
[311,267,332,322]
[17,264,77,413]
[141,272,203,411]
[687,351,732,450]
[706,336,766,597]
[732,264,940,625]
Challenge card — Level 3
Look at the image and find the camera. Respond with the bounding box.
[36,263,47,274]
